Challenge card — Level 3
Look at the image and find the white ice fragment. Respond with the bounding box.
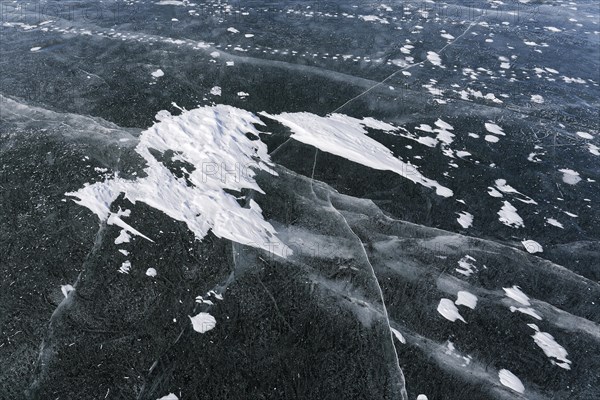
[210,86,222,96]
[151,69,165,78]
[227,27,239,33]
[455,291,477,309]
[30,47,41,52]
[226,61,235,66]
[417,395,428,400]
[437,298,466,323]
[484,135,499,143]
[498,369,525,393]
[210,51,220,58]
[503,285,530,306]
[189,312,217,333]
[522,240,543,254]
[146,268,157,277]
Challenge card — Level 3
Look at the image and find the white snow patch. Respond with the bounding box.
[437,298,466,323]
[151,69,165,78]
[559,169,581,185]
[456,255,477,276]
[546,218,564,228]
[456,211,473,228]
[498,369,525,393]
[484,122,505,136]
[119,261,131,274]
[522,239,543,254]
[503,286,530,306]
[576,131,593,139]
[391,328,406,344]
[61,284,74,298]
[510,306,542,320]
[426,51,442,66]
[498,201,524,228]
[189,312,217,333]
[67,105,291,257]
[529,324,572,369]
[455,291,477,309]
[261,112,453,197]
[157,393,178,400]
[530,95,544,103]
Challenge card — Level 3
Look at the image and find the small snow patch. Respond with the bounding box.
[455,291,477,309]
[498,369,525,393]
[189,312,217,333]
[437,298,466,322]
[151,69,164,78]
[522,240,543,254]
[558,169,581,185]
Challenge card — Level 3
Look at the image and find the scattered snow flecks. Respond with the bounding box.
[498,369,525,393]
[189,312,217,333]
[261,112,453,197]
[437,298,466,323]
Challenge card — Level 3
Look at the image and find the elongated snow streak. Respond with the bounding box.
[331,18,480,113]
